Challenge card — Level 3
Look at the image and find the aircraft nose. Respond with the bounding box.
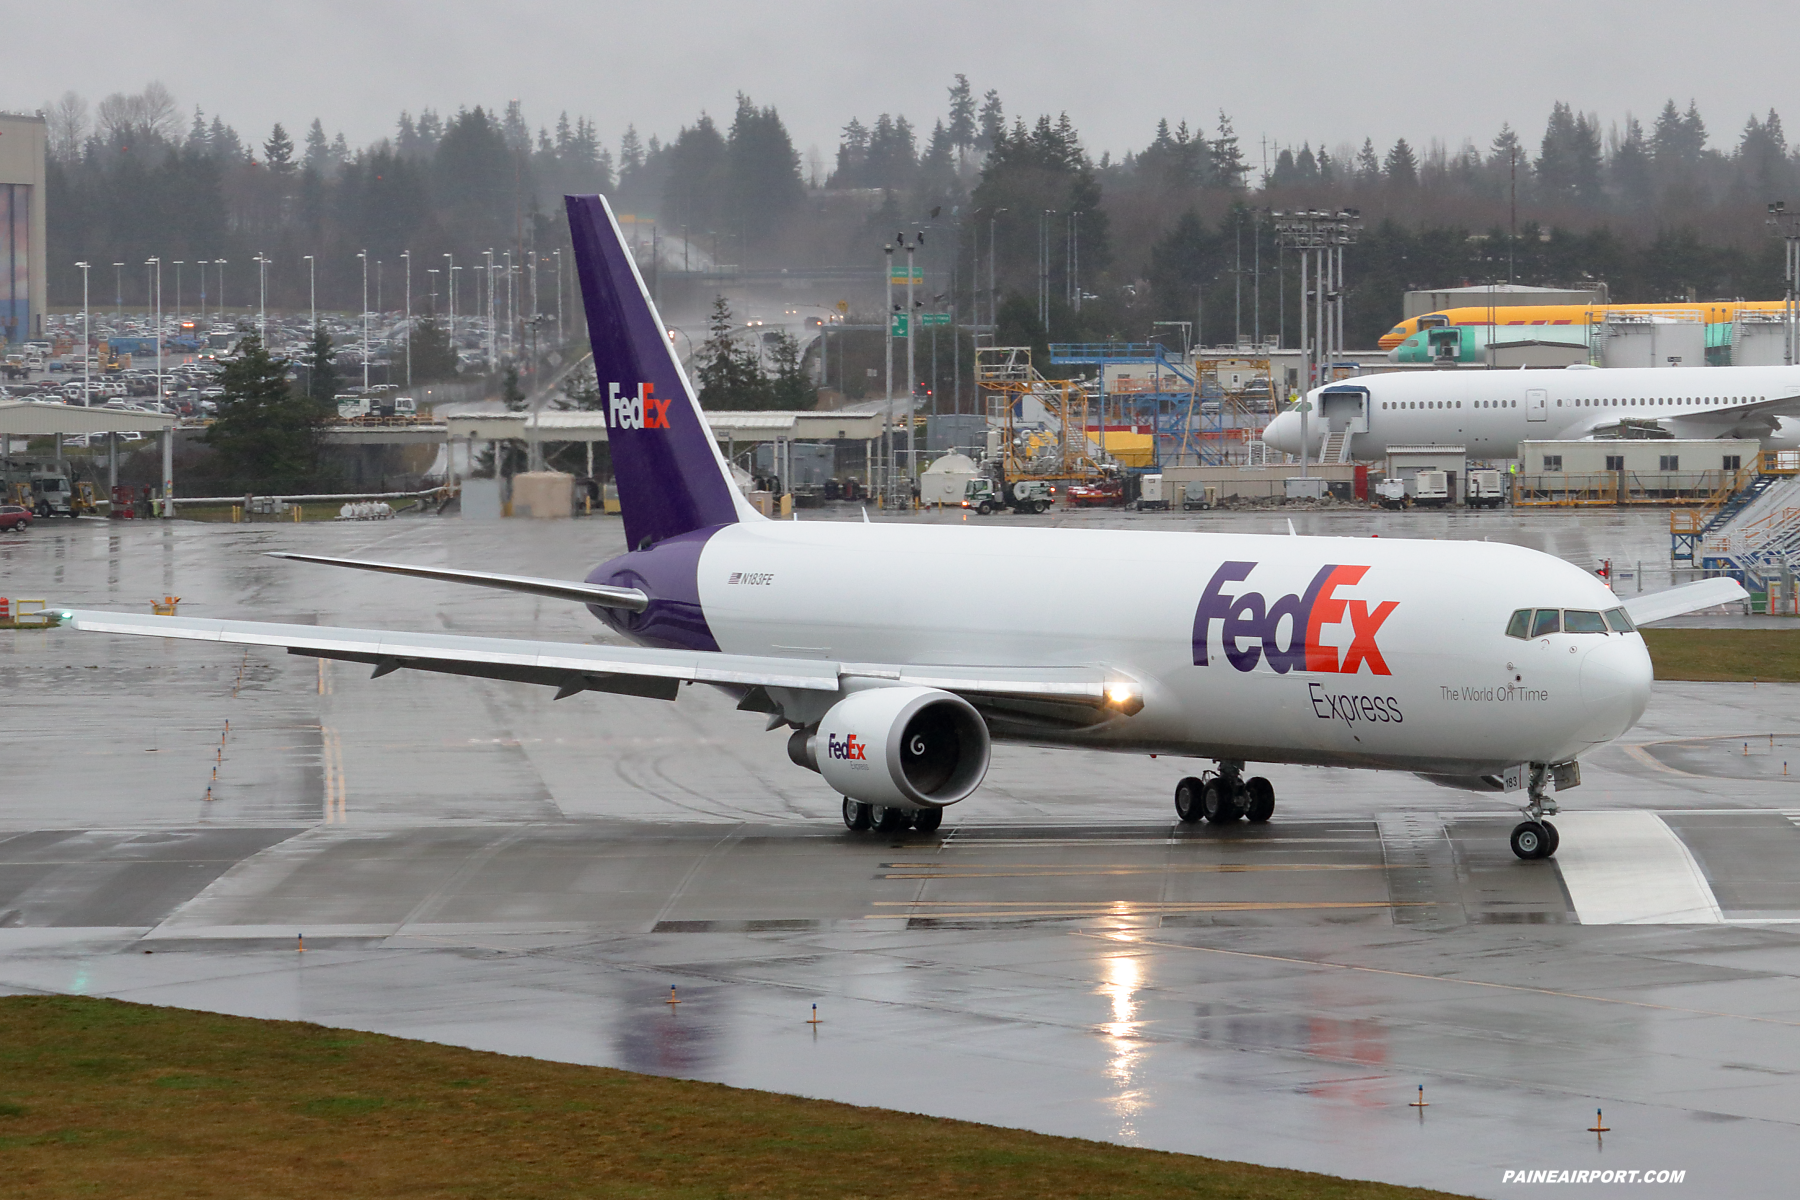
[1264,410,1298,454]
[1580,634,1653,741]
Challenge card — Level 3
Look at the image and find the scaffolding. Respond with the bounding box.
[1048,343,1272,466]
[974,346,1103,482]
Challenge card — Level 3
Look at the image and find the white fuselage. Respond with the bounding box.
[685,521,1651,778]
[1263,365,1800,461]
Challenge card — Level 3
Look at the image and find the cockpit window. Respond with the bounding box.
[1530,609,1562,637]
[1604,607,1636,633]
[1564,610,1607,633]
[1506,609,1531,639]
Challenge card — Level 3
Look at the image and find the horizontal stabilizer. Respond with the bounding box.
[265,552,648,612]
[1622,576,1748,626]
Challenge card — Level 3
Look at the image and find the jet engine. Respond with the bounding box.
[789,686,991,809]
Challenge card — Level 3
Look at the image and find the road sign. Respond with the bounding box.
[890,313,908,337]
[888,266,924,285]
[919,313,951,327]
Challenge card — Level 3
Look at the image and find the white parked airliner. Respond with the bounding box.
[1263,364,1800,463]
[62,196,1746,861]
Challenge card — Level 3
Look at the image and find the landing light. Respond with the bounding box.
[1105,684,1144,715]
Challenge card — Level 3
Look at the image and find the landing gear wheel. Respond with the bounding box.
[1539,820,1559,857]
[1510,821,1553,860]
[1244,777,1275,824]
[1174,776,1205,823]
[842,797,871,831]
[911,807,943,834]
[871,805,910,833]
[1202,778,1242,824]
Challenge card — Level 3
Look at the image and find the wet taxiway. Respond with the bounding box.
[1,507,1795,1198]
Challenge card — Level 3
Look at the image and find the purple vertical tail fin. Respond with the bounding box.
[565,194,756,549]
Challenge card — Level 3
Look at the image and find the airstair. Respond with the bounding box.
[975,347,1103,482]
[1319,430,1354,465]
[1672,451,1800,587]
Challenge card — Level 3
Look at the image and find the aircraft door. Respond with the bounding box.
[1526,388,1548,422]
[1319,386,1369,433]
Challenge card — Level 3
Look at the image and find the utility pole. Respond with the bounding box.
[252,253,268,346]
[444,253,455,352]
[988,208,1005,336]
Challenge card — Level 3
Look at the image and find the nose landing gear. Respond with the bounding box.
[1510,764,1561,860]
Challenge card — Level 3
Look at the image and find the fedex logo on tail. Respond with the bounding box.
[1193,561,1398,675]
[826,733,869,762]
[607,382,672,431]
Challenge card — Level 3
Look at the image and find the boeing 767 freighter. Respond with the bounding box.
[63,196,1745,860]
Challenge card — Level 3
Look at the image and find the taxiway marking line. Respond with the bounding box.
[1083,933,1800,1030]
[1621,743,1705,778]
[880,864,1394,880]
[871,901,1415,916]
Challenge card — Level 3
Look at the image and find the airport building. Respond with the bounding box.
[0,111,47,345]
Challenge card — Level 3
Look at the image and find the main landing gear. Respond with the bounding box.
[1510,763,1560,860]
[1174,761,1275,826]
[842,797,943,835]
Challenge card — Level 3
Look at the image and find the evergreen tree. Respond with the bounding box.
[1355,138,1381,180]
[1210,111,1247,189]
[977,89,1005,153]
[766,331,815,409]
[302,325,340,407]
[1611,114,1652,205]
[695,295,771,410]
[409,316,459,382]
[501,363,527,412]
[618,125,644,178]
[1490,123,1523,168]
[1384,137,1418,185]
[202,334,321,490]
[303,118,332,173]
[947,74,977,157]
[725,93,805,239]
[662,114,728,235]
[263,123,294,173]
[185,107,209,155]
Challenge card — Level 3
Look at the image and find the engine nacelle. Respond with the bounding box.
[801,686,991,809]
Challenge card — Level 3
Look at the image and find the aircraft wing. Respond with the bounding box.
[1661,391,1800,440]
[1622,576,1749,626]
[61,610,1128,718]
[264,552,648,612]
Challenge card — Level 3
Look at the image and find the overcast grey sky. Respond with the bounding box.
[10,1,1798,167]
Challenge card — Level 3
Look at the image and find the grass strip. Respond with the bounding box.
[0,995,1465,1199]
[1642,628,1800,682]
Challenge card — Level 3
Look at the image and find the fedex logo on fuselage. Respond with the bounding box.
[1193,561,1398,675]
[607,381,671,431]
[826,733,868,762]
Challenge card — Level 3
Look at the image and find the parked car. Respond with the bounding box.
[0,504,33,532]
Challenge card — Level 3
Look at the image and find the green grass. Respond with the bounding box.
[0,995,1466,1199]
[1643,628,1800,681]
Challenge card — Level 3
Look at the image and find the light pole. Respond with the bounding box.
[884,240,895,505]
[427,269,440,315]
[173,260,183,342]
[197,260,209,332]
[252,253,269,346]
[357,250,369,392]
[304,255,316,332]
[443,253,455,351]
[483,249,495,373]
[215,259,226,324]
[903,231,919,498]
[76,261,90,406]
[401,250,412,390]
[1768,202,1800,366]
[553,248,563,347]
[111,262,122,326]
[146,256,162,406]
